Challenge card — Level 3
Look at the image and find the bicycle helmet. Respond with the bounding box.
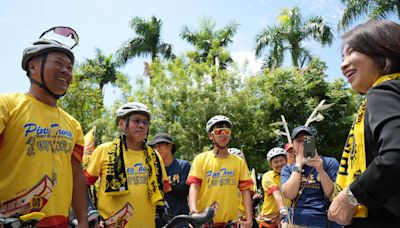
[22,39,74,71]
[228,148,245,160]
[206,115,232,133]
[116,102,151,124]
[266,147,287,162]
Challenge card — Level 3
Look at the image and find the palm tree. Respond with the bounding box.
[339,0,400,31]
[83,48,121,101]
[180,17,239,79]
[255,7,333,69]
[116,16,175,81]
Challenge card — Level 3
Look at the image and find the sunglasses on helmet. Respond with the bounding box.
[212,128,231,136]
[39,26,79,49]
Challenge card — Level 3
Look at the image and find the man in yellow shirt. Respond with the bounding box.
[0,26,88,227]
[187,115,254,228]
[85,102,171,228]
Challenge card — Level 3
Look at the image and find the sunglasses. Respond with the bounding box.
[39,26,79,49]
[130,118,150,127]
[212,128,231,136]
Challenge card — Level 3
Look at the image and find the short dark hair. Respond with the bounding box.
[342,20,400,75]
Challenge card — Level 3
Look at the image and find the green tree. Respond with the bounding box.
[339,0,400,31]
[255,7,333,68]
[116,16,175,82]
[83,48,129,101]
[60,52,131,139]
[59,70,104,134]
[180,17,239,80]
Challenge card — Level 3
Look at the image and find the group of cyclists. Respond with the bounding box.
[2,19,400,228]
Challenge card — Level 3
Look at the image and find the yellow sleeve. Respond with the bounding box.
[73,121,85,161]
[262,171,279,195]
[261,172,269,191]
[238,159,254,191]
[187,153,204,185]
[85,143,107,184]
[0,94,13,135]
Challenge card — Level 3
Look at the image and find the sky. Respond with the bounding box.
[1,0,349,106]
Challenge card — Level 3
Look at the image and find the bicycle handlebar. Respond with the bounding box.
[0,212,45,227]
[164,207,215,228]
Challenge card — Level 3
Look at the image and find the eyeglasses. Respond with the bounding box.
[130,118,150,127]
[212,128,231,136]
[39,26,79,49]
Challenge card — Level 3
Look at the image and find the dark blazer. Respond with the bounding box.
[349,79,400,227]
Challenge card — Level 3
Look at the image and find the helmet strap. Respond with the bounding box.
[122,134,128,151]
[124,115,130,134]
[118,117,128,150]
[212,134,229,157]
[29,54,66,100]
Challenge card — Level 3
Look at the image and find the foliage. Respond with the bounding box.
[58,15,362,175]
[128,57,359,173]
[255,7,333,68]
[59,70,104,134]
[180,17,239,79]
[59,50,131,145]
[82,48,130,100]
[339,0,400,31]
[116,16,175,66]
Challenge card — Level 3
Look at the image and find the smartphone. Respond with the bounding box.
[303,135,316,158]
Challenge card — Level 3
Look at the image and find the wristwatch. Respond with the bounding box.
[345,187,360,206]
[292,165,302,173]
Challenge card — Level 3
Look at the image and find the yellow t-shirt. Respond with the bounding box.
[85,142,170,228]
[187,151,254,223]
[260,170,290,216]
[0,93,84,226]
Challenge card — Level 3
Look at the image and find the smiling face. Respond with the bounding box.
[30,52,73,95]
[341,44,382,93]
[270,155,287,174]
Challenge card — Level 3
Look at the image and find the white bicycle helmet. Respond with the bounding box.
[266,147,287,162]
[206,115,232,133]
[228,148,245,160]
[116,102,151,124]
[22,39,74,71]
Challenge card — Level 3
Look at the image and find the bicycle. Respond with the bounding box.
[162,207,214,228]
[0,212,45,228]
